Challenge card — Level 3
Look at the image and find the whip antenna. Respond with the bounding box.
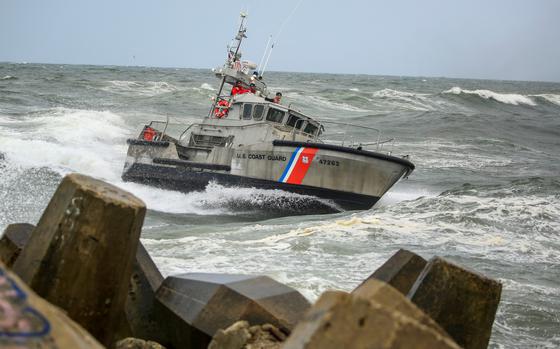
[258,35,272,76]
[261,42,275,77]
[260,0,304,76]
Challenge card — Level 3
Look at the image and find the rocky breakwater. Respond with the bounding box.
[1,174,503,349]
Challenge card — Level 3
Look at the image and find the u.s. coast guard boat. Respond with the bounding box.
[122,14,414,211]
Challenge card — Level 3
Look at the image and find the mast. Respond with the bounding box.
[207,13,248,118]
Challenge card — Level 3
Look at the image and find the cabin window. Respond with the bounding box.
[243,104,253,120]
[266,108,285,123]
[287,114,304,129]
[253,105,264,120]
[304,123,318,135]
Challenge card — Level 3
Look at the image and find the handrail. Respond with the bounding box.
[178,121,280,142]
[147,118,391,153]
[316,120,383,151]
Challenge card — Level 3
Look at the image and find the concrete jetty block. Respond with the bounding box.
[283,291,461,349]
[154,273,310,349]
[0,223,34,267]
[0,261,105,349]
[354,249,427,295]
[12,173,146,347]
[353,278,448,337]
[123,242,165,342]
[408,257,502,349]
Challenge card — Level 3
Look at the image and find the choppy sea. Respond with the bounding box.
[1,63,559,348]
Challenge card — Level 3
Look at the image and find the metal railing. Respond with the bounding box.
[146,118,396,154]
[316,121,394,153]
[178,121,276,144]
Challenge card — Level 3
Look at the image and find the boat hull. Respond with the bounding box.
[122,162,379,211]
[122,139,414,212]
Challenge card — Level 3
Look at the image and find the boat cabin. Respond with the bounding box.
[178,93,322,159]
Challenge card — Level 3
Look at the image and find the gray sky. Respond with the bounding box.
[1,0,559,82]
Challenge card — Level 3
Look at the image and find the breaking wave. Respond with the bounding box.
[102,80,178,96]
[0,107,130,180]
[370,88,441,111]
[199,83,216,91]
[286,92,371,113]
[1,75,17,81]
[531,94,560,106]
[443,86,537,106]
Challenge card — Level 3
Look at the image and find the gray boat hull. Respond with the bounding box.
[122,162,379,212]
[122,139,414,212]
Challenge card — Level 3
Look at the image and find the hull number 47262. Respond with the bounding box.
[319,159,340,167]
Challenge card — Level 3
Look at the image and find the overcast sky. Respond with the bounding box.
[1,0,559,82]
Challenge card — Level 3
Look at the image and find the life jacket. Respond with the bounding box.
[143,126,156,141]
[214,99,230,118]
[236,87,252,95]
[231,86,242,95]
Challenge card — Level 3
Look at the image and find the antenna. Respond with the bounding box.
[208,12,249,119]
[261,42,275,77]
[229,12,248,67]
[260,0,304,76]
[258,35,272,76]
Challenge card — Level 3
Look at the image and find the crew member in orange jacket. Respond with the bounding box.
[230,81,244,95]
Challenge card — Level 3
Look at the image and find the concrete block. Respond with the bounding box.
[123,242,165,342]
[353,278,448,337]
[283,291,461,349]
[354,249,427,295]
[408,257,502,349]
[155,273,310,349]
[12,173,146,347]
[0,261,104,349]
[0,223,34,267]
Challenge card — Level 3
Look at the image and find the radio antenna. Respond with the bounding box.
[258,35,272,76]
[260,0,304,76]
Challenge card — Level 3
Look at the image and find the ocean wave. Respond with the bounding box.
[285,92,371,112]
[443,86,537,106]
[102,80,178,96]
[0,107,130,180]
[0,75,17,81]
[372,88,429,99]
[199,83,216,91]
[531,94,560,107]
[369,88,457,112]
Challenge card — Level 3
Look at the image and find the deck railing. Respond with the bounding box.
[316,121,395,154]
[146,119,396,154]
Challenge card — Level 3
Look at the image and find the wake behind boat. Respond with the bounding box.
[121,14,415,212]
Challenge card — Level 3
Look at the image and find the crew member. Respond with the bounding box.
[266,92,283,104]
[249,83,257,94]
[231,81,243,95]
[273,92,282,104]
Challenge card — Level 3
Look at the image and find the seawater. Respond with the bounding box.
[1,63,559,348]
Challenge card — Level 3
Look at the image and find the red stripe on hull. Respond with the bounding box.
[286,148,318,184]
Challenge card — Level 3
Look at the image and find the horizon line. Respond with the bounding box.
[1,60,559,85]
